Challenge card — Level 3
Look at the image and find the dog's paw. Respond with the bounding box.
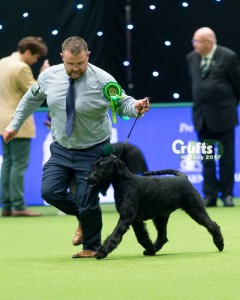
[153,238,168,252]
[95,253,105,260]
[95,249,108,260]
[214,237,224,252]
[143,249,155,256]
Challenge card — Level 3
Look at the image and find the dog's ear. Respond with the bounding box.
[115,158,129,177]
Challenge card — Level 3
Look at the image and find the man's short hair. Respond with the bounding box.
[62,36,88,55]
[17,36,48,56]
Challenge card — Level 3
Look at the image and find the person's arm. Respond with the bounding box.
[3,81,46,143]
[102,74,150,117]
[17,65,36,94]
[40,59,50,73]
[119,95,150,118]
[17,60,50,94]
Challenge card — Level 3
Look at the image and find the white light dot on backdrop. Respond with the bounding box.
[182,2,189,7]
[23,12,28,18]
[0,25,2,30]
[76,4,83,9]
[152,71,159,77]
[127,24,134,30]
[123,61,130,66]
[149,5,156,10]
[165,41,171,46]
[51,30,58,35]
[173,93,180,99]
[97,31,103,36]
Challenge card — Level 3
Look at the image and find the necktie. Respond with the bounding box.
[201,57,209,78]
[66,78,75,138]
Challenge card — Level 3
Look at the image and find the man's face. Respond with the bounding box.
[23,50,40,65]
[191,32,212,56]
[61,50,90,79]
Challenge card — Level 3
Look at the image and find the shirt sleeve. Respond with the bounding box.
[119,95,139,117]
[102,73,139,118]
[8,80,46,131]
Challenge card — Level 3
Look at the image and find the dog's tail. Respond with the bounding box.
[143,169,187,178]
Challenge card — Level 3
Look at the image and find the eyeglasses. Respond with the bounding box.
[191,39,209,44]
[64,56,88,68]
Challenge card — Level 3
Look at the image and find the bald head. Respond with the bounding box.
[194,27,217,43]
[192,27,217,56]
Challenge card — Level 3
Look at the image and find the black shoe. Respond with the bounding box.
[204,198,217,207]
[222,196,234,207]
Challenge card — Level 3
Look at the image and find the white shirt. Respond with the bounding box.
[201,44,217,69]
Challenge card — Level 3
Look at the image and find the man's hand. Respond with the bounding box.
[134,97,150,114]
[2,127,18,143]
[40,59,50,73]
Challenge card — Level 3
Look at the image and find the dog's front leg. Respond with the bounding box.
[96,217,132,260]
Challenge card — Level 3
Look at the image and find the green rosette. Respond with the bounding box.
[103,82,130,123]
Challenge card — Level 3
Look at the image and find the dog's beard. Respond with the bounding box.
[88,174,112,196]
[99,181,112,196]
[92,179,111,196]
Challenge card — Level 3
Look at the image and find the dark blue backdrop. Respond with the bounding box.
[0,105,240,205]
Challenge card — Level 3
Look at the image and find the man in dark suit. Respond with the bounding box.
[186,27,240,207]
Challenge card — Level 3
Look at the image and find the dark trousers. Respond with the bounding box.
[197,125,235,200]
[41,141,108,251]
[1,137,30,211]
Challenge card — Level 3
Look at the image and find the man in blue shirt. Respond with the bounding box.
[3,36,150,258]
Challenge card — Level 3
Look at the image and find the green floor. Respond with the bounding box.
[1,201,240,300]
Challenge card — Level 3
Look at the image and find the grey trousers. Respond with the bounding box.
[1,137,31,211]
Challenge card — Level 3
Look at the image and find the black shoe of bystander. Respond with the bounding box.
[204,198,217,207]
[222,196,234,207]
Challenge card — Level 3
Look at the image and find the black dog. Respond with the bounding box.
[87,155,224,259]
[112,142,148,175]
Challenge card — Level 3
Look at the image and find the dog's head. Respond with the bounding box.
[86,155,129,195]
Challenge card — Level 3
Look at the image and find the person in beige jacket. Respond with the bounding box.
[0,36,49,217]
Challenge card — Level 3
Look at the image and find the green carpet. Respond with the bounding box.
[1,200,240,300]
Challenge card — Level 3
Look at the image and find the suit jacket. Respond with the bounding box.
[0,52,36,138]
[186,46,240,132]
